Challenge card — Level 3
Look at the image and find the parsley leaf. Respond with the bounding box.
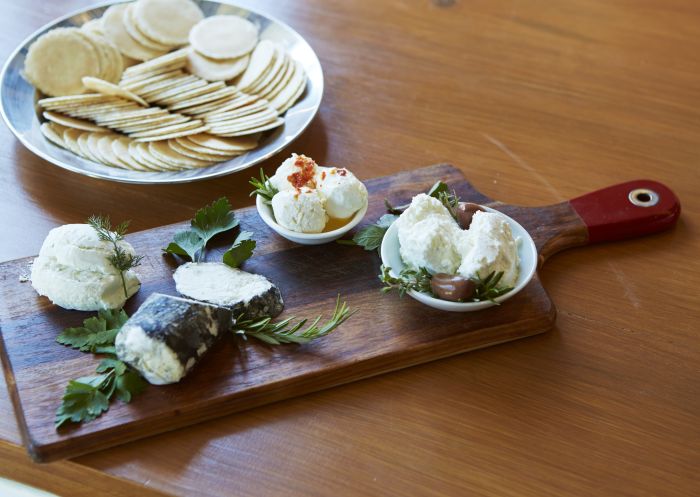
[56,309,128,353]
[55,377,111,428]
[222,231,256,268]
[163,197,240,262]
[55,310,148,429]
[351,214,398,251]
[191,197,239,242]
[164,230,204,262]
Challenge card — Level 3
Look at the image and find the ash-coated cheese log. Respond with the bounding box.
[173,262,284,321]
[115,293,231,385]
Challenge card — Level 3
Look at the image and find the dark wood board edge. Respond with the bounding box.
[28,298,556,462]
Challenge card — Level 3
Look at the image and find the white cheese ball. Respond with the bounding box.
[398,218,462,275]
[316,167,368,219]
[395,193,454,228]
[271,188,329,233]
[30,224,140,311]
[457,211,519,288]
[269,153,318,192]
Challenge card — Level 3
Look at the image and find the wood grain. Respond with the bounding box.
[1,164,569,462]
[0,0,698,495]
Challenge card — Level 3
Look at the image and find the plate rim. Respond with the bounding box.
[0,0,323,185]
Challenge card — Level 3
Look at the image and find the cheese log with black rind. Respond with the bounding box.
[173,262,284,321]
[115,293,231,385]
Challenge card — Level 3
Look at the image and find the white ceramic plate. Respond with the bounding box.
[0,0,323,184]
[380,206,538,312]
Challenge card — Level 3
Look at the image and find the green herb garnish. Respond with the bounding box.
[88,215,144,299]
[56,308,128,355]
[163,197,240,262]
[249,168,278,205]
[379,265,433,297]
[472,271,514,302]
[233,296,354,345]
[55,310,147,429]
[222,231,256,268]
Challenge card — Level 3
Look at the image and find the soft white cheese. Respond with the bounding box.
[269,153,318,192]
[115,324,184,385]
[315,167,368,219]
[395,195,519,289]
[30,224,140,311]
[271,188,328,233]
[457,211,519,288]
[173,262,273,307]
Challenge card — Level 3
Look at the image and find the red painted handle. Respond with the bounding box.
[569,180,681,243]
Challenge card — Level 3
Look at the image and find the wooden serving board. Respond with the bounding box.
[0,164,679,462]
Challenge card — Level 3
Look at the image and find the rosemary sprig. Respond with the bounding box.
[233,296,354,345]
[379,265,433,297]
[88,215,143,299]
[249,168,279,205]
[472,271,514,303]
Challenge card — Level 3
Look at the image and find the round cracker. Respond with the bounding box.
[203,101,271,122]
[129,119,203,138]
[86,132,109,163]
[120,69,184,90]
[189,16,257,60]
[122,48,189,77]
[213,118,284,137]
[81,19,105,37]
[186,49,250,82]
[235,40,276,90]
[134,125,210,142]
[158,82,226,106]
[112,136,152,171]
[62,128,85,156]
[167,86,239,111]
[248,46,285,94]
[123,4,172,51]
[270,61,306,112]
[175,136,246,156]
[149,140,211,167]
[103,4,168,61]
[77,132,100,162]
[24,28,100,96]
[96,134,129,169]
[134,0,203,46]
[117,115,190,133]
[82,76,148,106]
[40,122,66,147]
[43,111,106,132]
[168,138,232,161]
[129,141,173,170]
[187,133,259,152]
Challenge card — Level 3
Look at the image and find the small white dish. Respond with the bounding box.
[256,194,368,245]
[380,206,538,312]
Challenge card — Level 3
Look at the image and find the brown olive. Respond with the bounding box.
[456,202,485,229]
[431,273,477,302]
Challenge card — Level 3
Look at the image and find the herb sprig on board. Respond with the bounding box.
[55,310,147,429]
[163,197,255,267]
[234,296,354,345]
[88,215,143,299]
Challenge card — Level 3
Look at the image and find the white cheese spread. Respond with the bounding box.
[30,224,140,310]
[271,188,328,233]
[173,262,273,307]
[316,167,368,219]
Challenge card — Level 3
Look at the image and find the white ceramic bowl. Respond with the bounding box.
[256,195,368,245]
[380,206,538,312]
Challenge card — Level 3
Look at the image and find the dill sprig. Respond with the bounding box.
[249,168,279,205]
[88,215,144,299]
[233,296,354,345]
[379,265,433,297]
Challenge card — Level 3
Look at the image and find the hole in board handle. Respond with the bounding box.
[628,188,659,207]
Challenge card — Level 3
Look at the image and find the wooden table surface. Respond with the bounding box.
[1,0,698,495]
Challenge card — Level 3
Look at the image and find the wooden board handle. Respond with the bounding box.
[493,179,681,266]
[569,179,681,243]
